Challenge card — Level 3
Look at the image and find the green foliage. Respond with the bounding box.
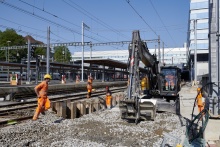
[35,47,46,56]
[53,46,71,63]
[0,29,26,62]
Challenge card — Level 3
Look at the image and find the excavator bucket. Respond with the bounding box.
[139,99,157,121]
[119,98,157,121]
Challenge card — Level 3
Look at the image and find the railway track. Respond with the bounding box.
[0,86,126,127]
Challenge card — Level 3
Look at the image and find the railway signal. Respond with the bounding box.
[31,46,36,58]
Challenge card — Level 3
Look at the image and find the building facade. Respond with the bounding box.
[72,46,187,66]
[187,0,209,77]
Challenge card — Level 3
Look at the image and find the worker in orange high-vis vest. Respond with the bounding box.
[105,86,112,109]
[87,82,92,98]
[33,74,51,120]
[88,75,93,84]
[195,88,205,113]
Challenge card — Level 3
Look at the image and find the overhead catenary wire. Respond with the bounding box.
[19,0,81,29]
[64,0,130,40]
[125,0,184,55]
[0,1,106,44]
[19,0,130,44]
[125,0,159,38]
[149,0,178,47]
[0,24,60,42]
[0,16,74,43]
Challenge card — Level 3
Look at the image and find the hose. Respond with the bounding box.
[188,82,218,143]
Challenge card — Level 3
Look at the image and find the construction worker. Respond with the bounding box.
[165,72,175,90]
[195,88,205,113]
[76,75,80,83]
[87,82,92,98]
[105,86,112,109]
[33,74,51,120]
[88,75,93,84]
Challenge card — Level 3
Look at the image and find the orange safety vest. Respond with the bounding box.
[106,95,112,105]
[88,77,93,84]
[197,92,203,107]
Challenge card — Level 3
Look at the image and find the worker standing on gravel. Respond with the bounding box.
[195,88,205,113]
[33,74,51,120]
[87,82,92,98]
[105,86,112,109]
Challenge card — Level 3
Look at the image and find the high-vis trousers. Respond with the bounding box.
[33,97,51,120]
[106,95,112,109]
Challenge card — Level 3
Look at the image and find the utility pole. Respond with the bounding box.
[27,39,31,83]
[90,41,92,59]
[162,42,164,65]
[158,36,161,72]
[46,26,50,74]
[6,40,11,82]
[191,60,193,84]
[194,19,197,86]
[81,21,90,82]
[217,0,220,115]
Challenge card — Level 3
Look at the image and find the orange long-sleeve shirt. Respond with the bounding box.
[35,81,48,98]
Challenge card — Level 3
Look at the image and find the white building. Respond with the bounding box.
[72,46,187,66]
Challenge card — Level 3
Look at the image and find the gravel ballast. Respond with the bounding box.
[0,106,186,147]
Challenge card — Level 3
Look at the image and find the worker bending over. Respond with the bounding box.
[33,74,51,120]
[87,82,92,98]
[195,88,205,113]
[105,86,112,109]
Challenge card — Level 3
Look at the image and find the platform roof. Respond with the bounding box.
[0,62,35,68]
[77,59,147,73]
[78,59,127,69]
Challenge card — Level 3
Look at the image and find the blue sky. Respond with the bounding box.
[0,0,189,53]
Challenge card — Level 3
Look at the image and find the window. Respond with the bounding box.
[190,2,208,10]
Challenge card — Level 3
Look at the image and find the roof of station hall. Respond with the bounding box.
[77,59,147,72]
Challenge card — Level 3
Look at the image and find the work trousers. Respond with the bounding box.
[106,95,112,109]
[33,97,51,120]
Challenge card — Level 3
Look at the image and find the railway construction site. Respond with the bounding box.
[0,81,220,147]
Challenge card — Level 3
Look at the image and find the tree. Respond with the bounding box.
[0,29,26,62]
[53,46,71,63]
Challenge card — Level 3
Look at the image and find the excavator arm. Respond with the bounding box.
[120,30,158,122]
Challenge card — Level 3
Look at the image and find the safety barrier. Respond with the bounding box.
[61,75,66,84]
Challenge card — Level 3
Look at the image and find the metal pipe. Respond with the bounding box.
[27,39,30,83]
[194,19,197,86]
[46,26,50,74]
[216,0,220,114]
[81,21,84,82]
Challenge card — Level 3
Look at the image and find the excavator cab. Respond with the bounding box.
[159,66,181,97]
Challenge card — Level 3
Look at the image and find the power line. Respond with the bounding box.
[19,0,81,28]
[63,0,130,39]
[0,1,81,34]
[0,24,60,42]
[0,1,110,44]
[149,0,177,47]
[125,0,180,55]
[125,0,159,37]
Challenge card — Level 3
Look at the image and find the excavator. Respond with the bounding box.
[119,30,181,123]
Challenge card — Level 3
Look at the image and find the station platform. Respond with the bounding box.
[0,80,127,101]
[179,85,220,144]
